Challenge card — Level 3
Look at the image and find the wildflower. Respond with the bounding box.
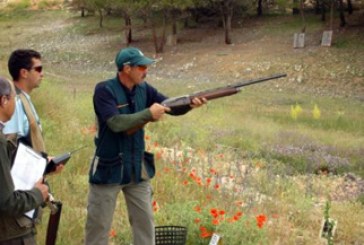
[210,208,219,218]
[156,151,162,160]
[210,210,219,217]
[212,218,220,225]
[182,180,189,186]
[232,211,243,222]
[195,177,202,186]
[109,229,116,238]
[206,178,212,186]
[152,201,159,212]
[199,226,212,238]
[194,218,201,224]
[194,205,201,213]
[145,135,150,140]
[290,104,302,120]
[214,184,220,190]
[256,214,267,228]
[210,168,217,175]
[232,215,240,221]
[312,104,321,120]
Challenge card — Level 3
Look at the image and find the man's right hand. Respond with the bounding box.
[34,178,49,201]
[149,103,170,121]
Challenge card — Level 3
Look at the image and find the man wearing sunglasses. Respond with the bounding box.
[4,49,44,150]
[85,47,206,245]
[0,76,49,245]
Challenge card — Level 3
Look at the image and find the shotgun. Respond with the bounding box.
[45,194,63,245]
[44,146,86,174]
[127,73,286,134]
[161,73,286,114]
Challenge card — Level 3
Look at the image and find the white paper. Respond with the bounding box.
[11,143,46,218]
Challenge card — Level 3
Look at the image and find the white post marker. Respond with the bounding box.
[209,233,223,245]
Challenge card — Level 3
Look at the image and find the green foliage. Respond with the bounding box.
[322,201,335,245]
[38,0,60,9]
[5,0,31,10]
[357,194,364,206]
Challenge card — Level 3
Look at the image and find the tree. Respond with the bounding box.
[108,0,140,46]
[347,0,353,14]
[257,0,263,16]
[338,0,346,27]
[138,0,195,53]
[67,0,91,17]
[85,0,108,27]
[220,0,234,44]
[208,0,251,45]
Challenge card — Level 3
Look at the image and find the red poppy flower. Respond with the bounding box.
[256,214,267,228]
[212,218,219,225]
[194,205,201,213]
[109,229,116,238]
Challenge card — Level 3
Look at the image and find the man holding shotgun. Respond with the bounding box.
[85,47,206,245]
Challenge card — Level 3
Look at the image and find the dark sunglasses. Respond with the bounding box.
[31,66,43,73]
[136,65,148,71]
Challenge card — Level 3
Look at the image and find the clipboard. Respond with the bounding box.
[10,142,47,218]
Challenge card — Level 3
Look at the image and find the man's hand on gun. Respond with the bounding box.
[34,178,49,201]
[47,156,65,175]
[149,103,170,121]
[190,97,207,108]
[149,97,207,121]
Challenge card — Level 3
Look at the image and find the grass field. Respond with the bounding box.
[0,6,363,245]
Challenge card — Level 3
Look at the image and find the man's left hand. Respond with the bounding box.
[191,97,207,108]
[47,156,65,175]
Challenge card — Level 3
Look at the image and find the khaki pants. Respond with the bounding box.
[85,181,155,245]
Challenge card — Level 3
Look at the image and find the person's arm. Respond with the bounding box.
[106,110,152,132]
[0,140,45,216]
[145,83,194,116]
[94,83,155,133]
[3,96,27,138]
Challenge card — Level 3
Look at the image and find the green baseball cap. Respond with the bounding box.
[115,47,155,70]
